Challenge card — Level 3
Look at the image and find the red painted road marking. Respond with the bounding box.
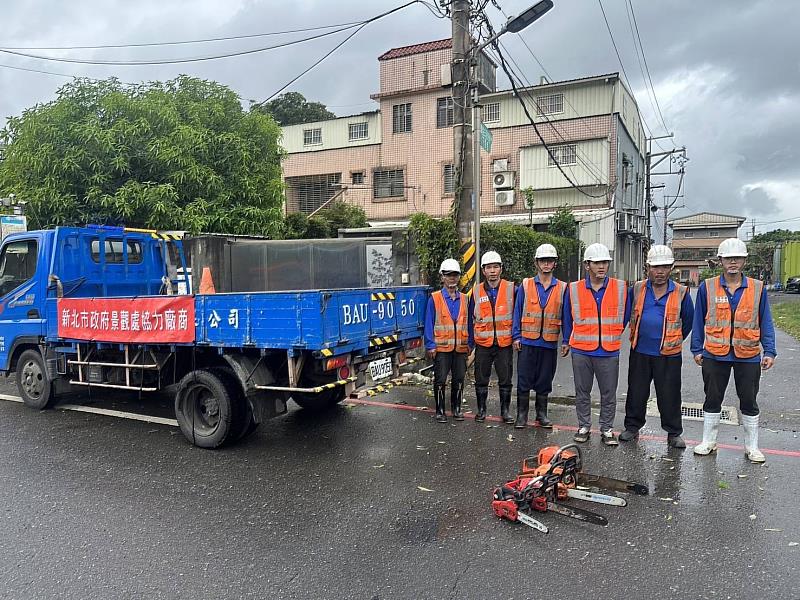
[346,398,800,458]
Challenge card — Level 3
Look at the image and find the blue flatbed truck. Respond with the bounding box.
[0,225,427,447]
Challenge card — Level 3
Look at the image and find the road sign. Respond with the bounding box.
[480,122,492,153]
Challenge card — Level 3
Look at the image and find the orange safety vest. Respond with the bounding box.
[473,280,514,347]
[703,276,763,359]
[432,289,470,353]
[629,280,687,355]
[568,278,626,352]
[520,277,566,342]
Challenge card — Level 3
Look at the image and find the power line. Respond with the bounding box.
[0,22,363,50]
[596,0,633,92]
[626,0,670,134]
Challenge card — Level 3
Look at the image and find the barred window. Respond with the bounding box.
[482,102,500,123]
[392,103,412,133]
[348,122,368,141]
[536,93,564,115]
[436,97,454,128]
[373,169,404,199]
[303,128,322,145]
[547,144,577,166]
[351,171,364,185]
[443,164,455,194]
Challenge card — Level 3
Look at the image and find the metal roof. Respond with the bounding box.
[667,212,746,227]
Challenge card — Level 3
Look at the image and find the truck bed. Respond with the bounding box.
[47,286,428,356]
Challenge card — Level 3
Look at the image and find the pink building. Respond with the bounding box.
[281,39,649,281]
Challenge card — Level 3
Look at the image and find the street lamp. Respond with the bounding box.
[469,0,554,288]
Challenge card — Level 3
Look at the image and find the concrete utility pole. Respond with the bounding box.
[451,0,476,293]
[646,141,686,245]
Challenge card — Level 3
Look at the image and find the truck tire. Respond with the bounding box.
[292,383,346,412]
[207,367,256,442]
[174,369,244,448]
[16,349,57,410]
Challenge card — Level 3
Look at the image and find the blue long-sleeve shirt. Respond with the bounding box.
[632,279,695,357]
[467,281,518,348]
[690,275,776,362]
[562,276,632,358]
[424,288,474,351]
[511,276,565,349]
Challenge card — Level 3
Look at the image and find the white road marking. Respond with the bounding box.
[0,393,178,427]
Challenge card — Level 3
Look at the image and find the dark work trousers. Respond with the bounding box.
[624,350,683,436]
[517,345,558,395]
[474,344,514,396]
[433,350,468,387]
[701,357,761,416]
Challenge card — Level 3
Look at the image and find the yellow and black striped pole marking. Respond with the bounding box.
[459,240,477,295]
[368,334,399,348]
[311,375,358,393]
[370,292,396,301]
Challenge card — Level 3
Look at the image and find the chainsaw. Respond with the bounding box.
[523,444,650,498]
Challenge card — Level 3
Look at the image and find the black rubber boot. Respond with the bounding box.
[534,394,553,429]
[475,387,488,422]
[500,388,515,424]
[451,381,464,421]
[515,391,530,429]
[434,385,447,423]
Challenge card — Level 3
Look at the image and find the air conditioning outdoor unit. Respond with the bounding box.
[493,171,515,189]
[616,212,634,233]
[494,190,515,206]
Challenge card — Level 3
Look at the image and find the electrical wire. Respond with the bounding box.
[0,22,364,51]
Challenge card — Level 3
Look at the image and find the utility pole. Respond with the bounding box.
[451,0,476,293]
[647,141,686,246]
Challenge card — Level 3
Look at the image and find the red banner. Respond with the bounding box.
[57,296,195,344]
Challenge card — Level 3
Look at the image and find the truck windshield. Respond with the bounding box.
[0,239,38,297]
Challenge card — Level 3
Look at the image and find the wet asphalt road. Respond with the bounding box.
[1,305,799,599]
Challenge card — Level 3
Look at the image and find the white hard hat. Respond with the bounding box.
[718,238,748,258]
[583,243,612,262]
[535,243,558,259]
[480,250,502,267]
[439,258,462,274]
[646,245,674,266]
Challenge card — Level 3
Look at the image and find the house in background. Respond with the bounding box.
[281,38,649,281]
[668,212,746,285]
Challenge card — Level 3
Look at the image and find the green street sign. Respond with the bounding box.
[479,122,492,153]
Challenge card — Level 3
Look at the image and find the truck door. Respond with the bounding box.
[0,236,45,371]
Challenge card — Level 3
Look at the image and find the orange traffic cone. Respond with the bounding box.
[199,266,216,294]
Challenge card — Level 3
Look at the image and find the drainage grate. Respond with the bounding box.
[646,399,739,425]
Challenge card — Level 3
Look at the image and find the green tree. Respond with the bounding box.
[253,92,335,126]
[0,76,285,235]
[751,228,800,243]
[315,201,368,234]
[548,206,577,238]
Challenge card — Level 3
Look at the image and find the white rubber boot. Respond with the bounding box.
[741,414,766,463]
[693,412,721,456]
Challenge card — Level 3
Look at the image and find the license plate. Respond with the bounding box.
[368,357,393,381]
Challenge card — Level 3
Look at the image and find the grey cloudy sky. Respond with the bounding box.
[1,0,797,236]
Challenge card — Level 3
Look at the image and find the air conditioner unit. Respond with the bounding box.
[616,212,634,233]
[493,171,515,189]
[493,159,509,172]
[494,190,515,206]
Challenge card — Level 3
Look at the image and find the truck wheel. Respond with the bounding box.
[292,385,346,411]
[174,369,242,448]
[16,349,57,410]
[207,367,255,442]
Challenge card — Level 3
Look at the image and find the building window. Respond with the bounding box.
[348,122,368,141]
[436,97,454,128]
[303,128,322,146]
[285,173,341,214]
[351,171,364,185]
[373,169,404,199]
[684,231,694,238]
[443,164,455,194]
[681,269,690,281]
[536,93,564,115]
[709,231,720,237]
[547,144,577,167]
[392,103,412,133]
[482,102,500,123]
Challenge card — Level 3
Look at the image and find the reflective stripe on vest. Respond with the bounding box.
[704,276,763,359]
[629,280,687,355]
[520,278,566,342]
[569,278,626,352]
[433,290,470,353]
[473,279,514,347]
